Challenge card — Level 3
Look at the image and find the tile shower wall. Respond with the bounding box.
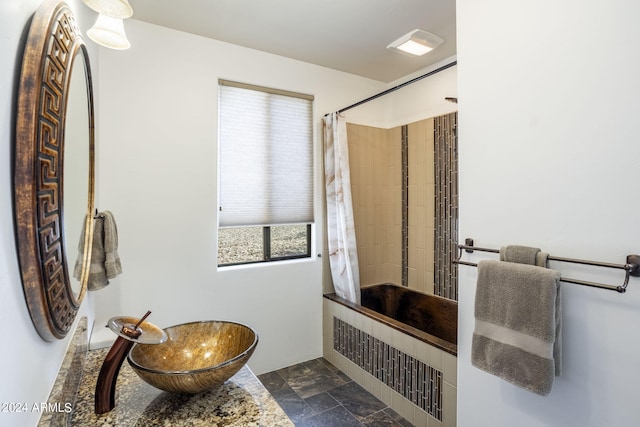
[323,298,457,426]
[347,124,403,287]
[407,118,436,294]
[347,119,437,294]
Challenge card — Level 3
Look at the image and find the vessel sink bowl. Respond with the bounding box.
[127,320,258,394]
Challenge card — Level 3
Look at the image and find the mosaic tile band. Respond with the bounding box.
[434,112,459,300]
[401,124,409,287]
[333,317,442,421]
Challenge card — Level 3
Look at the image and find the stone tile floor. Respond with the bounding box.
[258,358,413,427]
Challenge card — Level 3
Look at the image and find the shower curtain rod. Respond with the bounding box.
[325,60,457,116]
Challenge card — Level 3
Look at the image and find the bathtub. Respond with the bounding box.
[323,283,457,426]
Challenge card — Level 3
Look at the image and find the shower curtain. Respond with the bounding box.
[323,113,360,304]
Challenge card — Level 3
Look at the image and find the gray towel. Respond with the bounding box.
[75,210,122,291]
[499,246,559,372]
[500,245,548,266]
[472,260,561,396]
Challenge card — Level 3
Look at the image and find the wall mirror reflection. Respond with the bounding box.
[65,49,93,300]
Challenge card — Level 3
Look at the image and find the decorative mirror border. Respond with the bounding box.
[15,0,95,341]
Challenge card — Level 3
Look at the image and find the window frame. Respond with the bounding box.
[217,80,314,267]
[218,224,312,267]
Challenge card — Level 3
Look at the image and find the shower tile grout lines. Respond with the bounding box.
[258,357,413,427]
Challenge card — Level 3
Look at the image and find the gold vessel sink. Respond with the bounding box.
[127,320,258,394]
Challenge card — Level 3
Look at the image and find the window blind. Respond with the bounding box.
[218,81,314,227]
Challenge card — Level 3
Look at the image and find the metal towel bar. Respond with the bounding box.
[454,238,640,293]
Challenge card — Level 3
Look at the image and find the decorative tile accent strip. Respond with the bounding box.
[333,317,442,421]
[401,124,409,287]
[434,112,459,300]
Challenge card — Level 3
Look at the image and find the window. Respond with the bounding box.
[217,80,313,266]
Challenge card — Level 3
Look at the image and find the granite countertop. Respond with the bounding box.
[69,348,294,426]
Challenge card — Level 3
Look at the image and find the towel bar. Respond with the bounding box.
[454,238,640,293]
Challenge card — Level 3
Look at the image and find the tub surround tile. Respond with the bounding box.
[413,404,430,427]
[442,382,457,427]
[401,394,419,425]
[324,294,458,425]
[333,317,443,420]
[442,352,457,387]
[427,342,444,371]
[69,348,292,426]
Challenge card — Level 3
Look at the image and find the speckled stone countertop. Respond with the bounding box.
[69,348,293,426]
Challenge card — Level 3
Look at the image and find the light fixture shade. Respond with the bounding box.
[87,14,131,50]
[387,29,444,56]
[81,0,133,19]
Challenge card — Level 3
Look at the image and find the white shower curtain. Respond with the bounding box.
[323,112,360,304]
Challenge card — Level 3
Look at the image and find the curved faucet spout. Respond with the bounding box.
[93,312,167,414]
[94,336,135,414]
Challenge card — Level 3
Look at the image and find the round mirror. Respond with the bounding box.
[64,48,93,303]
[14,0,95,341]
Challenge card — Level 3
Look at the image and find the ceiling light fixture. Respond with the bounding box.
[81,0,133,18]
[387,29,444,56]
[81,0,133,49]
[86,14,131,50]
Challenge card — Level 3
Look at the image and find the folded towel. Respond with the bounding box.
[499,246,559,370]
[472,260,561,395]
[75,210,122,291]
[500,245,549,267]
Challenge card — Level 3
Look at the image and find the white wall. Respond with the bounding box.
[0,1,97,426]
[457,1,640,426]
[92,19,387,375]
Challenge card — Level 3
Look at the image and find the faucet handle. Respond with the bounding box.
[107,315,167,344]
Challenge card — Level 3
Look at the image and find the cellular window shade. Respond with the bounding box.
[219,83,313,227]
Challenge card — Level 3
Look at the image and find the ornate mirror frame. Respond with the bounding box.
[15,0,95,341]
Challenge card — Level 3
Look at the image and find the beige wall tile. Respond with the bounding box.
[348,120,438,289]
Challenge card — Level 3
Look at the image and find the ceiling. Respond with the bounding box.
[129,0,456,83]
